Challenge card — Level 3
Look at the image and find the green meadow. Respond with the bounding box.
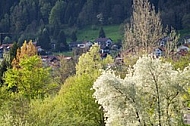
[76,25,124,42]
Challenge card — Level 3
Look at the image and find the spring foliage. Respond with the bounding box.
[3,41,55,99]
[12,40,37,69]
[93,55,190,126]
[123,0,164,53]
[23,44,114,125]
[76,43,113,77]
[4,55,52,99]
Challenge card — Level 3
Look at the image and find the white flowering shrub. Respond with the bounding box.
[93,55,188,126]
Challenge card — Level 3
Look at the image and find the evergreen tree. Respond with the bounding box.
[9,42,19,63]
[71,31,77,42]
[0,42,18,85]
[49,0,66,26]
[40,2,52,24]
[4,55,53,99]
[56,30,69,51]
[0,58,9,85]
[0,13,10,32]
[99,27,106,38]
[38,28,51,51]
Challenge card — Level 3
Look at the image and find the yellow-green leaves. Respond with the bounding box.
[4,55,53,99]
[76,43,102,77]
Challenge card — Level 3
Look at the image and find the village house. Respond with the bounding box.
[183,35,190,44]
[94,37,112,49]
[175,44,189,56]
[41,55,72,68]
[153,48,163,58]
[0,44,13,58]
[158,36,170,47]
[69,41,92,50]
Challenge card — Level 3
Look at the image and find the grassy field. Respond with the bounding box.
[179,29,190,38]
[60,26,190,57]
[56,25,124,57]
[76,25,124,43]
[76,25,190,42]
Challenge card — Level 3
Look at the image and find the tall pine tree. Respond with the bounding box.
[99,27,106,38]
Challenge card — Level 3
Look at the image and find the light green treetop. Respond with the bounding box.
[4,55,55,99]
[22,43,114,125]
[76,43,114,77]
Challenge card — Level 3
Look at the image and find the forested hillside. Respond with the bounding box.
[0,0,190,47]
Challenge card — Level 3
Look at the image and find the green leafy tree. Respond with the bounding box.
[25,44,114,125]
[3,36,11,44]
[0,89,30,125]
[4,40,56,99]
[26,75,104,126]
[76,43,102,77]
[52,21,60,40]
[76,43,114,77]
[111,4,124,24]
[165,51,190,70]
[52,56,75,85]
[58,74,105,126]
[4,55,54,99]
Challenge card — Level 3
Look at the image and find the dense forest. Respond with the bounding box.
[0,0,190,50]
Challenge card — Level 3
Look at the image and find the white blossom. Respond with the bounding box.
[93,55,188,126]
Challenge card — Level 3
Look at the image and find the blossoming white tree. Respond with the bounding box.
[93,55,189,126]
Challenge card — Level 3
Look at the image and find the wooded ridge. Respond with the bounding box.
[0,0,190,45]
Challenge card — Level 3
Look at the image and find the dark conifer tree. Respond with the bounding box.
[9,42,19,64]
[0,42,18,85]
[99,27,106,38]
[38,28,51,51]
[0,59,8,85]
[56,30,69,51]
[71,31,77,42]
